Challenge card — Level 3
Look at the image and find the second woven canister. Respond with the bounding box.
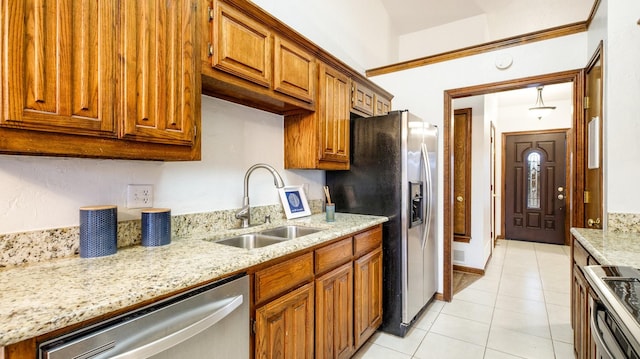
[141,208,171,246]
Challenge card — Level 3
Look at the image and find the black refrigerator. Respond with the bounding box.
[326,110,438,337]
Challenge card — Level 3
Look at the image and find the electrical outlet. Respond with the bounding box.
[127,184,153,208]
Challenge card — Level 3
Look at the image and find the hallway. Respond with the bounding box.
[354,240,574,358]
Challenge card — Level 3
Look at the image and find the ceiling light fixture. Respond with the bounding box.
[529,86,556,120]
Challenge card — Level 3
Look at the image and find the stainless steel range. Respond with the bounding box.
[584,265,640,359]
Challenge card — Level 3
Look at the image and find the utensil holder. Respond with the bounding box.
[325,204,335,222]
[79,205,118,258]
[141,208,171,246]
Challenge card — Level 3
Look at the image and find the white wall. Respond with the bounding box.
[603,0,640,214]
[451,96,492,270]
[398,15,490,61]
[372,33,588,290]
[250,0,397,71]
[0,96,324,234]
[397,0,592,61]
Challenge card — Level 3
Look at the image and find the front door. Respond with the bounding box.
[505,131,567,244]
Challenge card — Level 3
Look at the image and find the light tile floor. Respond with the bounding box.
[353,239,574,359]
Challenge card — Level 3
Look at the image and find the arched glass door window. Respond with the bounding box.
[527,152,541,209]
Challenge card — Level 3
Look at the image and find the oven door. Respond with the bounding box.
[591,297,629,359]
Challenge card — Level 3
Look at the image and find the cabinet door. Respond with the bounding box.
[354,247,383,348]
[255,282,315,359]
[273,37,315,104]
[316,263,353,359]
[1,1,116,135]
[572,264,589,359]
[120,0,198,146]
[211,0,271,88]
[351,81,374,116]
[318,63,350,169]
[374,95,391,115]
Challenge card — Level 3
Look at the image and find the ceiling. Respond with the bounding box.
[380,0,595,35]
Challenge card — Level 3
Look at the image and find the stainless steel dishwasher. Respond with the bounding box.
[39,274,249,359]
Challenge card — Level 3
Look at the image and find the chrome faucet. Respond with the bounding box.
[235,163,285,228]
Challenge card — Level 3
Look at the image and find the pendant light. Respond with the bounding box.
[529,86,556,120]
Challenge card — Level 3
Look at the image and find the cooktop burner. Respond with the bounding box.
[604,277,640,323]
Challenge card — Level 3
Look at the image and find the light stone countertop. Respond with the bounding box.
[0,213,387,347]
[571,227,640,267]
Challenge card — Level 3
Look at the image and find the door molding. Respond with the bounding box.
[501,129,571,245]
[442,69,584,302]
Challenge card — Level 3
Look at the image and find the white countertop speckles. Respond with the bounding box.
[571,227,640,267]
[0,213,387,347]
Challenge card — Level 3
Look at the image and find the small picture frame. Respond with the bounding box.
[278,185,311,219]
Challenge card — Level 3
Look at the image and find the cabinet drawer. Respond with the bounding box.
[315,238,353,274]
[573,239,589,267]
[354,226,382,257]
[255,252,314,305]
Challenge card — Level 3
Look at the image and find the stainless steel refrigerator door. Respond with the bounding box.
[402,112,427,324]
[423,125,438,303]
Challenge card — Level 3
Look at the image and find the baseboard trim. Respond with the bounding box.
[434,292,445,302]
[453,264,485,275]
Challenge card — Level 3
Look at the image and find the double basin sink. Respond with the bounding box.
[213,225,323,249]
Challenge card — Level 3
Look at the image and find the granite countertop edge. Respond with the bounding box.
[570,227,640,267]
[0,213,388,347]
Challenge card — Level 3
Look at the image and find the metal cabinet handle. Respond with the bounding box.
[587,218,601,228]
[456,196,463,202]
[111,295,244,359]
[421,143,432,250]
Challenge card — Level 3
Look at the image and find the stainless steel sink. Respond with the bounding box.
[259,225,322,239]
[214,234,287,249]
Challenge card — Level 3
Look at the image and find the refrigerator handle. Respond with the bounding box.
[421,143,432,250]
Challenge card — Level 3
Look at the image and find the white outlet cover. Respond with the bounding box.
[127,184,153,209]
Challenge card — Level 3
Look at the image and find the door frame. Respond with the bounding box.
[501,129,571,245]
[442,69,584,301]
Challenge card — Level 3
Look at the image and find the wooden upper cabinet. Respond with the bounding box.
[273,37,316,104]
[120,0,198,146]
[351,81,375,117]
[204,0,316,113]
[1,0,117,136]
[0,0,200,160]
[318,64,350,168]
[374,95,391,115]
[284,62,349,170]
[211,0,272,87]
[351,78,392,117]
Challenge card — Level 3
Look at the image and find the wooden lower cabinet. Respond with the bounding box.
[254,225,383,359]
[571,236,599,359]
[255,282,315,359]
[354,247,383,348]
[573,264,589,359]
[316,262,354,359]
